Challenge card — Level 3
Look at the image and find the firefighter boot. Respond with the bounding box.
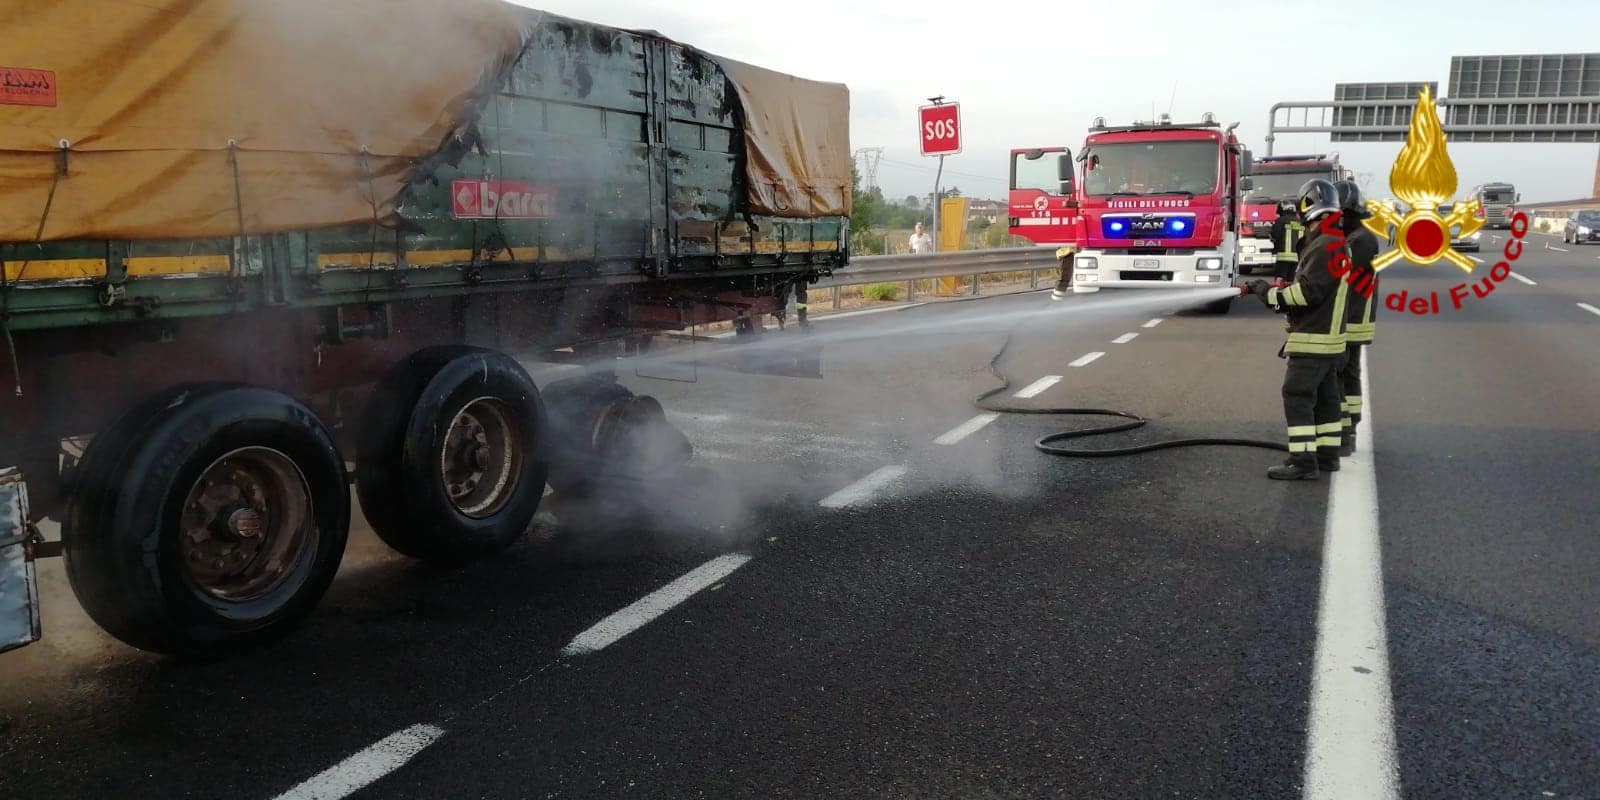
[1317,446,1341,473]
[1267,454,1319,481]
[1339,429,1356,457]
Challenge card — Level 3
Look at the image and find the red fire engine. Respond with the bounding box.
[1236,154,1348,273]
[1009,113,1251,312]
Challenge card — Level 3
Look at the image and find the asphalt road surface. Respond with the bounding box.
[2,231,1596,799]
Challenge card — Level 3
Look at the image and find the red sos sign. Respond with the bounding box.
[919,103,961,156]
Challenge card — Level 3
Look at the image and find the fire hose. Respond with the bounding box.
[975,283,1291,457]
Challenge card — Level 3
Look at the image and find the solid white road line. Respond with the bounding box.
[1142,318,1165,328]
[1508,271,1538,286]
[562,554,752,656]
[1578,302,1600,319]
[1548,244,1570,252]
[1013,375,1062,399]
[818,465,907,509]
[934,413,1000,445]
[1069,352,1105,368]
[274,724,446,800]
[1303,362,1399,800]
[1113,332,1140,344]
[1468,255,1484,263]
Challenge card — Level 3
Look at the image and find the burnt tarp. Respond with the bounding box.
[711,56,851,219]
[0,0,532,242]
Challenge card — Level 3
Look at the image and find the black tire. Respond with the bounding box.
[541,375,635,499]
[64,385,350,656]
[1205,296,1233,315]
[356,347,549,566]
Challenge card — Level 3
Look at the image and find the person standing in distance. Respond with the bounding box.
[1333,179,1378,455]
[1245,179,1351,480]
[909,222,934,254]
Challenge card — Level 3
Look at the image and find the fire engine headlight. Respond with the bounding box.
[1077,257,1097,270]
[1196,257,1223,270]
[1077,273,1099,282]
[1194,274,1221,283]
[1581,226,1593,235]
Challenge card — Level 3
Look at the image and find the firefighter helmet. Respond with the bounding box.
[1333,179,1370,219]
[1297,179,1340,221]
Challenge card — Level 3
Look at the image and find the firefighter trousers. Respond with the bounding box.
[1283,353,1347,461]
[1053,254,1074,294]
[1340,344,1364,437]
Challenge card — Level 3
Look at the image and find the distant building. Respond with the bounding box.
[966,199,1005,224]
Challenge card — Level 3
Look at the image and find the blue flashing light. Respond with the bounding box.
[1171,220,1187,232]
[1109,221,1126,232]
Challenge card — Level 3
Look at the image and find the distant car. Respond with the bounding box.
[1437,204,1481,251]
[1562,209,1600,245]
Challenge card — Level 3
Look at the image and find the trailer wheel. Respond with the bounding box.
[356,347,549,566]
[64,385,350,656]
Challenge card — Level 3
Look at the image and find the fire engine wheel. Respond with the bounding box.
[63,384,350,656]
[1205,296,1233,315]
[356,347,549,566]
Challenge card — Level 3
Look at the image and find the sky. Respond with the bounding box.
[518,0,1600,205]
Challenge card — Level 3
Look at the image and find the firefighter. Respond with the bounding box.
[1050,244,1077,300]
[1334,179,1378,455]
[1245,179,1351,480]
[1269,199,1303,283]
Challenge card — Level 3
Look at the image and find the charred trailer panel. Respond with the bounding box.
[0,1,849,655]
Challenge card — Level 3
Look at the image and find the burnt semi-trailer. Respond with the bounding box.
[0,0,850,655]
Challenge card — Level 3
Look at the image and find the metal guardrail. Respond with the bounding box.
[810,247,1061,305]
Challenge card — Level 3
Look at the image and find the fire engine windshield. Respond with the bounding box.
[1081,141,1218,197]
[1479,189,1515,203]
[1243,171,1333,203]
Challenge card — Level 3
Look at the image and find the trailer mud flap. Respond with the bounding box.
[0,469,40,654]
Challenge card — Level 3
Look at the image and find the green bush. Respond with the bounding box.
[861,283,901,301]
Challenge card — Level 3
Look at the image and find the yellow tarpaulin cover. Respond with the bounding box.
[714,56,851,219]
[0,0,850,243]
[0,0,531,242]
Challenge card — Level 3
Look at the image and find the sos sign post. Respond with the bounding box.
[918,100,960,257]
[919,102,961,156]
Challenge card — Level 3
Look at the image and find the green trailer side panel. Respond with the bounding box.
[0,13,846,331]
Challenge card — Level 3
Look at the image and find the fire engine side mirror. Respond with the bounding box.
[1057,153,1075,196]
[1239,177,1255,191]
[1239,149,1254,176]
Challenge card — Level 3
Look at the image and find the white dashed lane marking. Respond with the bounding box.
[818,465,907,509]
[1113,332,1139,344]
[1142,318,1165,328]
[273,725,446,800]
[934,413,999,445]
[1508,272,1537,286]
[1578,303,1600,319]
[1069,352,1105,368]
[1013,375,1062,399]
[562,554,752,656]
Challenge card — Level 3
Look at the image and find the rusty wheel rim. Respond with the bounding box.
[439,397,522,519]
[180,447,315,604]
